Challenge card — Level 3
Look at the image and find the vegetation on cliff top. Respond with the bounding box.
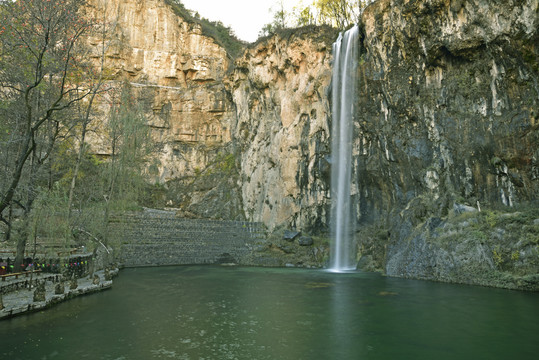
[252,24,340,49]
[260,0,374,37]
[165,0,246,58]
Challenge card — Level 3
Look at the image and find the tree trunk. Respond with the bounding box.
[4,205,13,242]
[0,134,34,218]
[13,231,27,273]
[67,130,86,218]
[89,246,99,278]
[67,91,98,217]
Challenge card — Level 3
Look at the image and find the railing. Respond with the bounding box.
[1,269,42,281]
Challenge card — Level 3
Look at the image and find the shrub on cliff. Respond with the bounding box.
[165,0,245,58]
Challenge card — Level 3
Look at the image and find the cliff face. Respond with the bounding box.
[355,0,539,289]
[86,0,235,182]
[84,0,245,219]
[85,0,538,288]
[230,28,337,231]
[87,0,338,225]
[358,0,538,220]
[222,0,539,288]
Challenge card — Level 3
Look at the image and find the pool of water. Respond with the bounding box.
[1,266,538,359]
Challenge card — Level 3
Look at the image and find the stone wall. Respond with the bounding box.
[108,210,266,267]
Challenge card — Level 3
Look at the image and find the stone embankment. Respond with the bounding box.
[0,269,117,320]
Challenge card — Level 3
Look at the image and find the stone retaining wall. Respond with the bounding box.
[108,211,266,267]
[0,271,113,320]
[0,274,59,295]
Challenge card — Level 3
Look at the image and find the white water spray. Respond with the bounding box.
[329,26,360,272]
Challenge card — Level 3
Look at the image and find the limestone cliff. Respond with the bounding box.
[85,0,338,225]
[85,0,235,184]
[83,0,538,288]
[354,0,539,289]
[230,28,337,232]
[83,0,245,219]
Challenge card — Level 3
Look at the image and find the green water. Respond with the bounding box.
[1,266,538,359]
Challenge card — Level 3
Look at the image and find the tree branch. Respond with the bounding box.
[75,227,111,254]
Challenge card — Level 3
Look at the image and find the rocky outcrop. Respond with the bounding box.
[230,27,338,231]
[354,0,539,289]
[382,209,539,290]
[85,0,236,188]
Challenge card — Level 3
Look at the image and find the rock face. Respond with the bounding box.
[85,0,238,214]
[85,0,538,288]
[354,0,539,289]
[230,28,337,231]
[357,0,538,222]
[86,0,339,225]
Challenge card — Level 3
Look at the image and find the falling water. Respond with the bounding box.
[330,26,360,272]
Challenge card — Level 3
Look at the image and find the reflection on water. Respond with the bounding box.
[330,273,358,359]
[1,266,538,359]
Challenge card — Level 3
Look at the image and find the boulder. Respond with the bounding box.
[277,244,295,254]
[453,203,478,214]
[104,269,113,281]
[298,236,314,246]
[283,230,301,242]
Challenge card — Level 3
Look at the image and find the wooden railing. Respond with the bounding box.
[1,269,42,281]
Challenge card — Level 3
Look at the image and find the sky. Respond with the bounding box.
[179,0,304,43]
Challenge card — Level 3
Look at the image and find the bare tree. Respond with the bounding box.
[0,0,92,270]
[67,0,119,218]
[259,0,289,37]
[292,0,373,29]
[101,82,151,239]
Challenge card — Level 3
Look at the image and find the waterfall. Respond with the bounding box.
[329,26,360,272]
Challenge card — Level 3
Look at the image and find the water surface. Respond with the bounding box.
[1,266,538,359]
